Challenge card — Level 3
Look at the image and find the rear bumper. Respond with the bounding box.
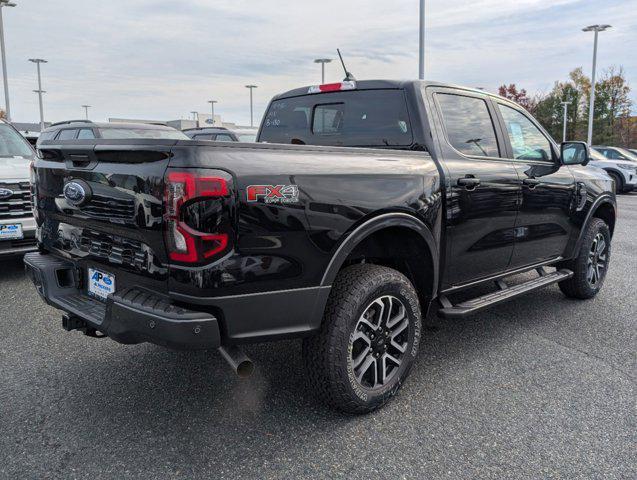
[24,252,220,350]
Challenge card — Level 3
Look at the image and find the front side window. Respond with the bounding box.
[57,129,78,140]
[498,104,553,162]
[214,134,235,141]
[437,93,499,157]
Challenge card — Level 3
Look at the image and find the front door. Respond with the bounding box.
[430,89,521,288]
[493,102,576,267]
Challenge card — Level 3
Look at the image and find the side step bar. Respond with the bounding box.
[438,268,573,318]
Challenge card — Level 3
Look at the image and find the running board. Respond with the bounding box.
[438,268,573,318]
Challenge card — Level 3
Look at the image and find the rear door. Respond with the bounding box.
[429,88,520,287]
[493,101,576,267]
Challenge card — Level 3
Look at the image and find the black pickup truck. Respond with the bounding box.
[26,80,616,413]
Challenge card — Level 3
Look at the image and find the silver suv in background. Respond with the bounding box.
[588,148,637,193]
[0,120,37,257]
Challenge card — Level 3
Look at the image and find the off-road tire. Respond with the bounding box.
[302,264,422,414]
[559,218,611,299]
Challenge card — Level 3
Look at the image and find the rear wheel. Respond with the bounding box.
[303,264,422,414]
[559,218,611,299]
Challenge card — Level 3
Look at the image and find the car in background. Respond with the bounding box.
[232,128,258,143]
[629,149,637,156]
[37,121,189,146]
[182,127,239,142]
[592,145,637,162]
[0,119,37,257]
[588,147,637,193]
[19,130,39,146]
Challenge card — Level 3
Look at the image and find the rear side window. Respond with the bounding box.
[437,93,499,157]
[57,129,78,140]
[214,134,235,141]
[192,134,214,140]
[77,128,96,139]
[260,90,413,147]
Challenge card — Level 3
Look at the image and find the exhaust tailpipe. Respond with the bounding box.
[218,345,254,378]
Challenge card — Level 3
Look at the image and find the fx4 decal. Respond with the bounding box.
[246,185,299,204]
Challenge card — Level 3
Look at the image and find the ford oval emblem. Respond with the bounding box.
[0,188,14,199]
[63,180,91,206]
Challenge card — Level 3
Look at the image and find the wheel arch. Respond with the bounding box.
[574,195,617,255]
[320,213,439,303]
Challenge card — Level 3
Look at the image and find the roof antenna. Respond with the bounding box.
[337,49,356,82]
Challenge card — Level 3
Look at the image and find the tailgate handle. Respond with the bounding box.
[64,153,98,170]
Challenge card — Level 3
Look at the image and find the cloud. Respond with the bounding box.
[4,0,636,125]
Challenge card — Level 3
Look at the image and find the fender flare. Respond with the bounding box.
[320,212,439,297]
[573,194,616,255]
[602,168,625,186]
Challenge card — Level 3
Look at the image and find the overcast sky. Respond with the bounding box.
[4,0,636,126]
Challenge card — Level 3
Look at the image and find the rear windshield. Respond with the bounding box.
[98,128,189,140]
[0,124,35,157]
[259,89,413,147]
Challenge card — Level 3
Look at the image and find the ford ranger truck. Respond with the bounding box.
[0,119,38,256]
[25,80,616,413]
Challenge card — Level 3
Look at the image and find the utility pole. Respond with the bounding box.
[81,104,91,120]
[245,85,257,128]
[583,24,611,145]
[419,0,425,80]
[314,58,332,83]
[29,58,47,131]
[207,100,217,126]
[561,101,570,142]
[0,1,16,121]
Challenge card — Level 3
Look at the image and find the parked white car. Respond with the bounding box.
[588,148,637,193]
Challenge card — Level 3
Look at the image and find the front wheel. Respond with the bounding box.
[303,264,422,414]
[559,218,611,299]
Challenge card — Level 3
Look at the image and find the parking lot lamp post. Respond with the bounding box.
[419,0,425,79]
[207,100,217,126]
[29,58,47,131]
[0,1,16,121]
[82,104,91,120]
[314,58,332,84]
[245,85,257,128]
[561,100,570,142]
[583,24,611,145]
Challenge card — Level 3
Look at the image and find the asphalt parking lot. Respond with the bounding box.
[1,194,635,480]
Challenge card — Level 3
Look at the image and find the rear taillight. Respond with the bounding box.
[164,170,233,264]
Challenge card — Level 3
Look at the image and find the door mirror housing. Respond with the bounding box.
[561,141,590,166]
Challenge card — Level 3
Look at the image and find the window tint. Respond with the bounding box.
[498,104,553,162]
[437,94,499,157]
[214,134,235,141]
[260,90,413,147]
[77,128,95,139]
[57,129,78,140]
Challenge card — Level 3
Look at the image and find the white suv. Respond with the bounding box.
[589,147,637,193]
[0,120,37,256]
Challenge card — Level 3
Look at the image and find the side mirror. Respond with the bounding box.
[561,141,590,166]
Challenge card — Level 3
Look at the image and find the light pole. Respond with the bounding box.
[0,1,16,121]
[583,24,611,145]
[245,85,257,127]
[29,58,47,131]
[561,100,570,142]
[81,104,91,120]
[419,0,425,80]
[314,58,332,83]
[207,100,217,126]
[190,110,198,127]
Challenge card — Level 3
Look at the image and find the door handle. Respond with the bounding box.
[523,178,540,189]
[457,177,481,190]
